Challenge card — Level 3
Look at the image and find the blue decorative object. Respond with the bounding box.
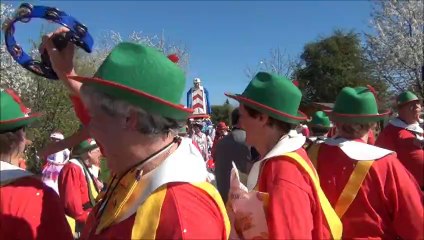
[2,3,93,80]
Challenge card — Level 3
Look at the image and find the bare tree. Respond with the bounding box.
[76,30,190,76]
[245,48,299,80]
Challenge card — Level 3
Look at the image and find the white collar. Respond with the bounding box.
[0,161,33,184]
[114,138,209,223]
[390,118,423,134]
[246,130,306,190]
[324,138,393,161]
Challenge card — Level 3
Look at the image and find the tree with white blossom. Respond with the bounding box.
[366,0,423,98]
[1,3,190,172]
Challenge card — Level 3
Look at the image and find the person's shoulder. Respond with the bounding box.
[3,176,59,200]
[164,182,221,208]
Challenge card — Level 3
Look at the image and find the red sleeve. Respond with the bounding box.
[58,163,90,223]
[69,94,90,126]
[260,157,316,239]
[155,183,226,239]
[0,177,73,240]
[383,155,424,239]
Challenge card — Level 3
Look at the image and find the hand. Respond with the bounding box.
[39,27,76,78]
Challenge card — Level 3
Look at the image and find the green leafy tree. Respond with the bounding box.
[295,30,388,104]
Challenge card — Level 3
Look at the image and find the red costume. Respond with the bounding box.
[0,161,73,240]
[257,148,331,239]
[81,139,230,240]
[314,139,423,239]
[376,119,423,188]
[58,161,92,224]
[238,133,342,239]
[82,183,228,239]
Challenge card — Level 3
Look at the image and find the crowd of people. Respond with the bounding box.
[0,26,423,240]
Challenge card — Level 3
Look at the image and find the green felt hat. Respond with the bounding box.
[309,111,332,128]
[0,89,41,133]
[73,139,98,155]
[397,91,421,107]
[326,86,390,123]
[225,72,307,124]
[69,42,192,121]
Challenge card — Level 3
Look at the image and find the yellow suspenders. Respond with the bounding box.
[283,152,343,239]
[307,143,374,218]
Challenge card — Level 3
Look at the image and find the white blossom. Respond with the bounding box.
[366,0,423,97]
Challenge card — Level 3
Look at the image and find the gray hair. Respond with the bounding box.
[80,84,181,138]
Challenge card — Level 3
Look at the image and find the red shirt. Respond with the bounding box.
[376,123,424,188]
[257,148,331,239]
[316,142,423,239]
[0,176,73,240]
[81,183,227,239]
[58,162,91,224]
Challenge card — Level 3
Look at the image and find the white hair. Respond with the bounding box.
[80,84,180,137]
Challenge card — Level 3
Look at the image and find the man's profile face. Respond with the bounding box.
[194,82,200,88]
[400,100,422,122]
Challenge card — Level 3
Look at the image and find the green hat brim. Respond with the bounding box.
[397,98,422,107]
[69,75,193,121]
[0,113,42,133]
[225,93,308,124]
[73,143,99,155]
[308,123,333,129]
[324,109,391,124]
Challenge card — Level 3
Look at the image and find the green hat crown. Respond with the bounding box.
[226,72,307,124]
[74,42,192,120]
[310,111,332,128]
[73,139,98,155]
[397,91,419,106]
[0,89,39,133]
[329,86,389,123]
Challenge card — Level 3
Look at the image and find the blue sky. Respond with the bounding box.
[5,0,374,105]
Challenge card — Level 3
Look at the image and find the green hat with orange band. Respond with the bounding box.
[396,91,422,107]
[68,42,193,121]
[225,72,308,124]
[326,86,391,123]
[0,89,41,133]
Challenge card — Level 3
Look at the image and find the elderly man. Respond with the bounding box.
[310,86,423,239]
[41,28,229,239]
[225,72,342,239]
[376,91,423,189]
[58,138,102,237]
[0,89,72,240]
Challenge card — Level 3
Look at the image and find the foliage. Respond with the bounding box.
[365,0,423,98]
[1,3,189,173]
[210,99,233,126]
[294,30,388,104]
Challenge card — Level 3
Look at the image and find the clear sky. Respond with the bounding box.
[5,0,374,105]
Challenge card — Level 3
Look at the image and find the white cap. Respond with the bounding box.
[50,132,64,140]
[193,78,201,84]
